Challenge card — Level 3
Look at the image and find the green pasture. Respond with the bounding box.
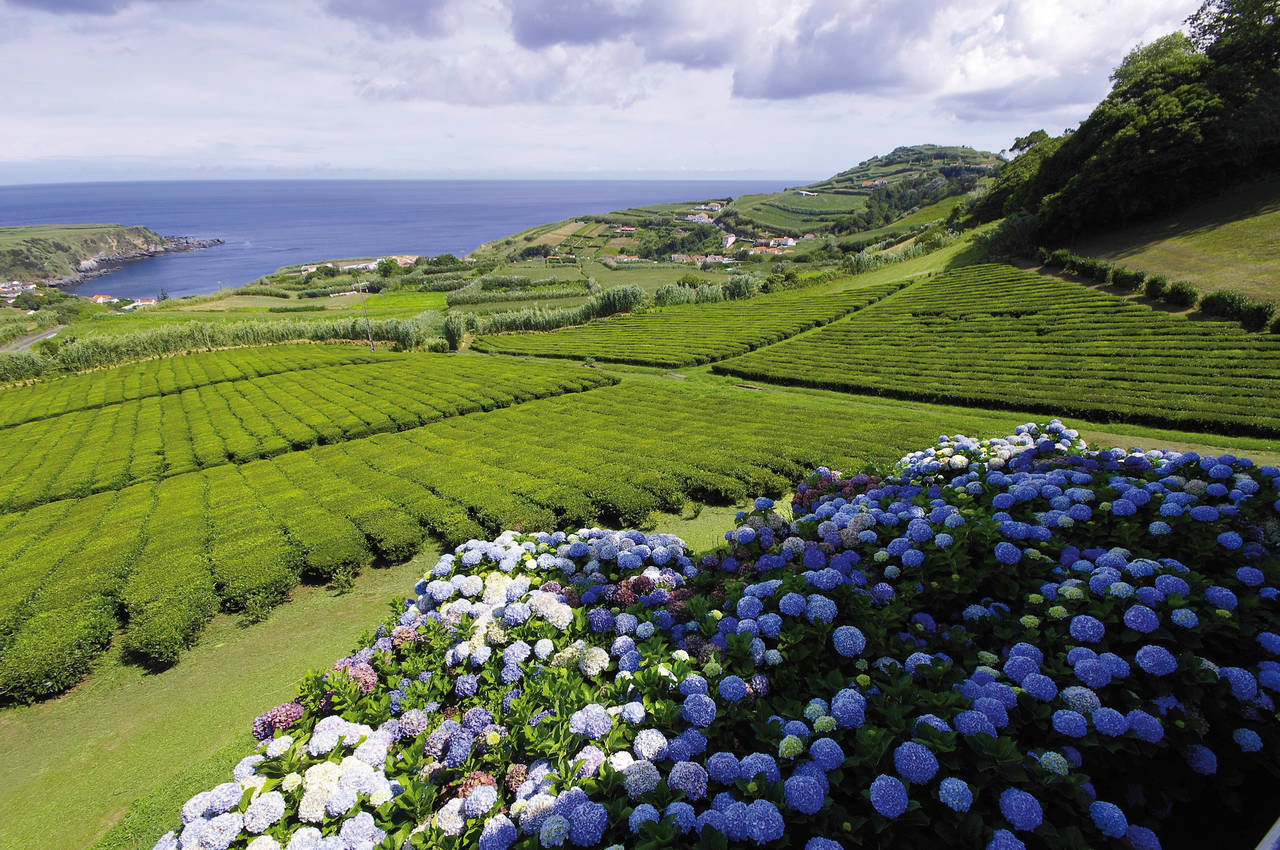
[1075,175,1280,303]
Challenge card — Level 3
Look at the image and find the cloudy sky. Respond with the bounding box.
[0,0,1200,184]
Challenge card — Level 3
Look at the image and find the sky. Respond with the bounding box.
[0,0,1202,184]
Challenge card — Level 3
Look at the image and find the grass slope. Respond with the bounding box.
[0,224,165,282]
[1073,175,1280,302]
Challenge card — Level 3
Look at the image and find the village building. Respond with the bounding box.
[721,234,737,249]
[88,294,119,304]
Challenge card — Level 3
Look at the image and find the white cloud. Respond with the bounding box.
[0,0,1204,182]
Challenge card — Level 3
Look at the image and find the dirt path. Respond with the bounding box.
[1,324,64,352]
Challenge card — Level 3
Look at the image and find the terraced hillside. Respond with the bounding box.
[0,344,393,427]
[0,364,968,702]
[714,264,1280,435]
[718,144,998,236]
[472,278,909,367]
[0,351,614,512]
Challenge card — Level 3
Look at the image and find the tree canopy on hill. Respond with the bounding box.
[972,0,1279,241]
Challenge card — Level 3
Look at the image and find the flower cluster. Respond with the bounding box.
[153,423,1279,850]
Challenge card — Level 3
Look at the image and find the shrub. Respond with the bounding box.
[236,285,292,298]
[1200,289,1277,331]
[1110,266,1146,291]
[1164,280,1198,307]
[1047,248,1073,268]
[1240,300,1277,332]
[1144,274,1169,299]
[150,421,1280,850]
[442,313,467,350]
[722,275,759,300]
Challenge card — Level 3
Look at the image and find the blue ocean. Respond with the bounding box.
[0,179,795,300]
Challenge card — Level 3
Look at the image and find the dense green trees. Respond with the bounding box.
[972,0,1279,240]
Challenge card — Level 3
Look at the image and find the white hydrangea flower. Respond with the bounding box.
[281,773,302,793]
[297,790,328,823]
[246,837,280,850]
[578,647,610,677]
[265,736,293,759]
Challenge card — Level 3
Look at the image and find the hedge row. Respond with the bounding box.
[0,344,392,428]
[0,354,617,513]
[1040,247,1277,331]
[0,379,993,702]
[713,263,1280,436]
[0,317,448,383]
[473,279,909,367]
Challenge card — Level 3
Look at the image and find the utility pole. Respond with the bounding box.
[358,278,375,352]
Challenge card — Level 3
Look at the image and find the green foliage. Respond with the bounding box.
[713,263,1280,436]
[1144,274,1170,298]
[1200,287,1278,329]
[473,285,645,335]
[972,2,1280,239]
[474,280,908,367]
[441,313,466,350]
[266,303,325,312]
[1166,279,1201,306]
[0,316,448,382]
[235,286,292,298]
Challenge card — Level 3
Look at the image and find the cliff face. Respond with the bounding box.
[0,224,221,284]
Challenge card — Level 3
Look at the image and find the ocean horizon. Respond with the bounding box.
[0,178,801,300]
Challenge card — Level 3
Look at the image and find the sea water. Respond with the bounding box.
[0,179,793,300]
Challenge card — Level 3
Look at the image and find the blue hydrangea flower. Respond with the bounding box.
[998,788,1042,831]
[628,803,660,833]
[810,737,845,771]
[938,777,972,812]
[987,829,1026,850]
[869,774,909,819]
[994,542,1022,565]
[833,626,867,657]
[893,741,939,783]
[682,694,716,727]
[1186,744,1217,775]
[1122,605,1159,634]
[1069,615,1105,643]
[1052,710,1088,738]
[805,839,844,850]
[479,814,517,850]
[707,752,740,784]
[1135,645,1177,676]
[719,676,748,702]
[1092,708,1127,737]
[1234,728,1263,752]
[784,775,825,815]
[745,800,785,843]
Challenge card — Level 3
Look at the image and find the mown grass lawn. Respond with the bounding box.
[1077,175,1280,302]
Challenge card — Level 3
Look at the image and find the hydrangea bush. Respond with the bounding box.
[155,421,1280,850]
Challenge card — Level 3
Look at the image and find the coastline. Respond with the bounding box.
[46,235,224,289]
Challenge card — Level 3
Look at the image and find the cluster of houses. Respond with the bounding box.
[604,208,827,266]
[298,255,419,275]
[1,280,36,304]
[88,293,155,310]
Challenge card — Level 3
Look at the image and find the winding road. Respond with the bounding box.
[1,324,65,352]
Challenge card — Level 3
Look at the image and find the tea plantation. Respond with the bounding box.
[0,352,615,512]
[472,279,908,367]
[714,264,1280,436]
[0,370,1014,702]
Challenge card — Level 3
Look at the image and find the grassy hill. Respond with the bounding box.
[0,224,166,282]
[717,144,999,237]
[1072,174,1280,302]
